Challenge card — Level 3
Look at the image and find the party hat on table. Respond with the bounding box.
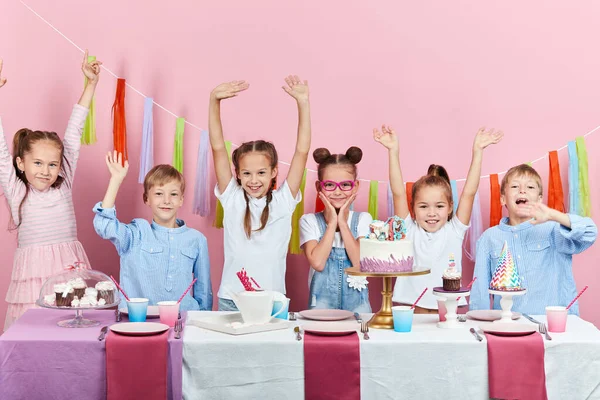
[489,241,524,291]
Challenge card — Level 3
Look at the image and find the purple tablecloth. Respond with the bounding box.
[0,309,183,400]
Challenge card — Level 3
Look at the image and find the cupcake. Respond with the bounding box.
[442,253,461,291]
[95,281,116,304]
[54,283,74,307]
[44,294,56,306]
[85,287,98,299]
[79,296,92,308]
[71,296,80,308]
[68,278,87,299]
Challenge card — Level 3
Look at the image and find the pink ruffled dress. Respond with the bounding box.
[0,105,91,331]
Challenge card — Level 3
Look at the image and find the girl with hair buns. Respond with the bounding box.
[299,146,372,313]
[374,125,503,313]
[209,76,311,311]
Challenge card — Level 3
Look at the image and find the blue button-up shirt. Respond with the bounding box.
[93,202,212,311]
[470,215,597,316]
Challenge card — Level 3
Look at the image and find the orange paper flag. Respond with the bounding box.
[112,79,128,164]
[406,182,415,219]
[315,194,325,213]
[548,150,565,213]
[490,174,502,226]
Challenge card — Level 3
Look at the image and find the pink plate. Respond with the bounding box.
[109,322,169,336]
[302,321,358,336]
[479,322,537,337]
[466,310,521,321]
[298,309,354,321]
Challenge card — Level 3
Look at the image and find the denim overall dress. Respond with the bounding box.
[308,212,372,313]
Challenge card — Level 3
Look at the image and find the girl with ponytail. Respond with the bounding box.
[208,76,311,311]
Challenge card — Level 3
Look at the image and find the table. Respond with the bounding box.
[182,311,600,400]
[0,309,183,400]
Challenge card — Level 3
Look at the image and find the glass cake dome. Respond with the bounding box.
[36,263,119,328]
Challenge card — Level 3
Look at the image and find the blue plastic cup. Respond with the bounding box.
[392,305,414,332]
[127,298,149,322]
[272,298,290,320]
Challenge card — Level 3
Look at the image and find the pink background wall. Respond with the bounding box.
[1,0,599,326]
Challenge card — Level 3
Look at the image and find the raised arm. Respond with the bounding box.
[78,49,101,108]
[282,75,311,196]
[101,151,128,209]
[455,127,503,225]
[374,125,409,218]
[209,81,249,193]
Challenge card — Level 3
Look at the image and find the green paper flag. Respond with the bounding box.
[576,136,591,217]
[214,141,233,228]
[172,117,185,173]
[368,180,379,220]
[81,55,96,145]
[289,169,307,255]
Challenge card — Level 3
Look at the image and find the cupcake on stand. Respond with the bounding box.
[489,241,527,323]
[433,254,470,329]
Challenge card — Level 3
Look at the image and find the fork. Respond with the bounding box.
[360,321,370,340]
[174,320,182,339]
[289,312,296,321]
[539,323,552,340]
[457,315,467,322]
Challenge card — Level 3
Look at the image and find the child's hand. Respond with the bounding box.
[82,50,102,85]
[373,125,398,151]
[526,202,553,225]
[211,81,249,100]
[0,59,7,88]
[105,151,129,181]
[473,127,503,152]
[319,192,338,228]
[338,193,357,226]
[282,75,309,103]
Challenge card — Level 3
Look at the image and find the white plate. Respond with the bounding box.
[187,312,291,335]
[466,310,521,321]
[119,306,160,318]
[298,309,354,321]
[479,322,537,337]
[302,321,359,336]
[109,322,169,336]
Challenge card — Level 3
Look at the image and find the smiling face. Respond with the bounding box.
[16,139,63,192]
[144,179,184,228]
[236,152,277,199]
[501,173,543,224]
[316,164,359,209]
[412,184,452,233]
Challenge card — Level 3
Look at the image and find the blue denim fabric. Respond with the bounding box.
[308,212,372,313]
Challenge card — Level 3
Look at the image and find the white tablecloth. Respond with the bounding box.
[182,312,600,400]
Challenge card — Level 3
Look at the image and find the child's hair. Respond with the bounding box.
[143,164,186,202]
[500,164,543,196]
[231,140,278,238]
[411,164,453,221]
[11,129,69,229]
[313,146,363,181]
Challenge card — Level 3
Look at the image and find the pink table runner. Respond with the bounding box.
[304,332,361,400]
[485,332,547,400]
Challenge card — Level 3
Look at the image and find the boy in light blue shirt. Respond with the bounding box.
[93,151,212,311]
[470,164,596,315]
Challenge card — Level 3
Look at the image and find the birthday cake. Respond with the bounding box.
[359,216,414,272]
[489,241,525,291]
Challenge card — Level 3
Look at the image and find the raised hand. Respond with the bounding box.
[0,59,7,88]
[105,151,129,181]
[526,202,552,225]
[473,127,503,152]
[282,75,309,103]
[82,50,102,84]
[211,80,249,101]
[319,192,338,228]
[373,125,398,151]
[338,193,357,225]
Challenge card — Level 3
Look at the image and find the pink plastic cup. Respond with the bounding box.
[157,301,180,327]
[437,299,447,322]
[546,306,568,333]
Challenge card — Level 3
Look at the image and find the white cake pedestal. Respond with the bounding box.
[433,287,470,329]
[489,289,527,323]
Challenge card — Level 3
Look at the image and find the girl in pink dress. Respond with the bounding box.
[0,52,102,330]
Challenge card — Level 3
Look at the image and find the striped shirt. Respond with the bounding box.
[470,215,597,316]
[93,203,213,311]
[0,105,88,248]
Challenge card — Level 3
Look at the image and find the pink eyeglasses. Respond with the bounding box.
[319,180,356,191]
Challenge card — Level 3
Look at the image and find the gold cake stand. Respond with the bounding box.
[345,266,430,329]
